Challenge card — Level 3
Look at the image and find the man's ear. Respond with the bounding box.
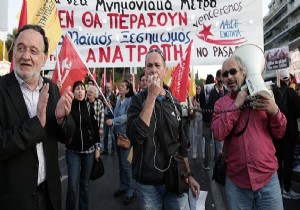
[42,53,48,66]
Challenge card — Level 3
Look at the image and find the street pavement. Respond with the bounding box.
[58,141,300,210]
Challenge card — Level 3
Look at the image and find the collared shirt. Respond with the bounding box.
[15,73,46,185]
[211,93,287,191]
[91,99,104,130]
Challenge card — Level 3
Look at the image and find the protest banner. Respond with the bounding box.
[44,0,264,69]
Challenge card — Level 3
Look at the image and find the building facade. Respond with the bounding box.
[264,0,300,52]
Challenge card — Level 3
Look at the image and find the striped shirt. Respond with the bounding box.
[15,73,46,185]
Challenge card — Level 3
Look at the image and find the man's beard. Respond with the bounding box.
[231,80,246,96]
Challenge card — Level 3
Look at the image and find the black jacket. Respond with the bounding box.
[66,100,99,151]
[273,83,300,139]
[127,87,189,185]
[200,84,227,123]
[199,87,211,123]
[208,85,227,121]
[0,73,75,210]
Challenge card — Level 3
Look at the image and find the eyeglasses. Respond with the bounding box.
[14,44,44,56]
[146,48,166,62]
[222,68,238,78]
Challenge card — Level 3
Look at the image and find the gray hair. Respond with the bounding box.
[232,56,247,75]
[224,55,266,78]
[87,85,99,98]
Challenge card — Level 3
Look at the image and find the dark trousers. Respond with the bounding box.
[37,182,53,210]
[103,116,115,152]
[182,117,190,147]
[273,136,296,192]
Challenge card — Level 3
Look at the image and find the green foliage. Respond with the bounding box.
[0,40,8,60]
[5,28,17,62]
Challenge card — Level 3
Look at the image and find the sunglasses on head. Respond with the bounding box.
[146,48,166,62]
[222,68,238,78]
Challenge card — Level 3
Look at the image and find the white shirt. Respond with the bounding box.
[15,73,46,185]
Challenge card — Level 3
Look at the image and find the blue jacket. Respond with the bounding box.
[113,97,132,136]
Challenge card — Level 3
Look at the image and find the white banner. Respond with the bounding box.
[44,0,264,69]
[0,0,8,31]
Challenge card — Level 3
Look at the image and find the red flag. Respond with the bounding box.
[10,0,28,72]
[130,74,136,91]
[101,68,106,93]
[110,74,113,87]
[115,84,119,95]
[52,34,89,94]
[170,40,193,102]
[18,0,28,29]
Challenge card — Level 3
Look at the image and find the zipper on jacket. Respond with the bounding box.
[138,146,144,182]
[79,103,84,150]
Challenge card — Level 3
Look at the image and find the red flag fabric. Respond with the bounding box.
[170,40,193,102]
[11,0,27,72]
[109,74,113,87]
[52,34,89,94]
[115,84,119,95]
[101,68,107,93]
[18,0,28,29]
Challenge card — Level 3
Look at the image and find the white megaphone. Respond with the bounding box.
[233,44,272,98]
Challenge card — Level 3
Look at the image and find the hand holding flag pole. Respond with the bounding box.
[56,48,62,91]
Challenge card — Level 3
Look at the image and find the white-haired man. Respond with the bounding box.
[87,85,104,138]
[212,55,287,209]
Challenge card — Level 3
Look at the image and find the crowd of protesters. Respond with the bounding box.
[2,24,300,210]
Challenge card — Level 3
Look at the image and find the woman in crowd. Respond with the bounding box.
[65,81,100,210]
[190,85,203,159]
[106,80,135,205]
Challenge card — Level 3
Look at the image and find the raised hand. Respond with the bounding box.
[253,92,279,116]
[147,74,161,98]
[55,86,74,121]
[37,83,49,127]
[234,89,248,108]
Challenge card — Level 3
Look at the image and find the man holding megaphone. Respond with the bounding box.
[211,45,287,210]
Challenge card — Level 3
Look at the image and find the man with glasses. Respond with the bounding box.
[0,24,75,210]
[211,55,287,210]
[127,48,200,210]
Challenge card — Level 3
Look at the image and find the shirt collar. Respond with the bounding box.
[15,71,44,91]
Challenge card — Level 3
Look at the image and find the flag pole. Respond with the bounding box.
[55,48,62,90]
[112,68,114,87]
[56,48,61,81]
[2,32,5,61]
[88,71,114,115]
